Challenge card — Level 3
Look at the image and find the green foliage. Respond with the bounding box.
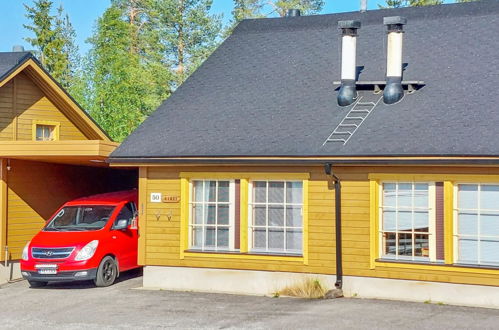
[379,0,443,8]
[85,4,173,142]
[24,1,79,91]
[232,0,324,22]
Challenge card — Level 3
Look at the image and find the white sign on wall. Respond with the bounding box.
[150,192,162,203]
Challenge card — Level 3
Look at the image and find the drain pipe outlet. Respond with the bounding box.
[324,163,343,289]
[337,20,361,107]
[383,16,406,104]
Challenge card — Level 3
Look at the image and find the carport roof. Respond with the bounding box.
[110,1,499,163]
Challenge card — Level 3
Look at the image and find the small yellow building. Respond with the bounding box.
[0,51,134,282]
[110,2,499,308]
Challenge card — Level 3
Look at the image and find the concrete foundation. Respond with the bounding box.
[0,261,21,284]
[143,266,499,309]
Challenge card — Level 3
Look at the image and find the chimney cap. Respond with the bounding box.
[383,16,407,26]
[286,9,301,17]
[12,45,25,52]
[338,20,361,29]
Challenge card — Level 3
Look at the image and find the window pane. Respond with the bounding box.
[383,211,396,231]
[414,211,429,232]
[383,183,396,207]
[253,229,266,249]
[218,205,229,225]
[218,181,230,202]
[458,212,478,236]
[383,232,396,256]
[254,206,266,226]
[36,126,43,140]
[398,183,412,208]
[286,206,302,227]
[206,205,216,224]
[480,240,499,265]
[269,229,284,250]
[206,181,217,202]
[205,227,216,247]
[414,184,428,208]
[268,182,284,203]
[268,206,284,227]
[458,238,478,264]
[217,228,229,248]
[414,234,429,257]
[286,182,302,204]
[254,181,266,203]
[286,230,302,251]
[398,211,412,231]
[458,184,478,210]
[192,227,203,248]
[397,233,412,256]
[193,181,204,202]
[480,185,499,210]
[193,205,204,224]
[480,213,499,237]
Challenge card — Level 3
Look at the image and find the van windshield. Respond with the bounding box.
[44,205,116,231]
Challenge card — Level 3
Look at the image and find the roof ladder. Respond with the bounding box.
[323,94,383,145]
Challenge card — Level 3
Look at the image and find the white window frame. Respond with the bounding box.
[188,179,236,251]
[378,181,436,262]
[247,180,304,255]
[453,183,499,266]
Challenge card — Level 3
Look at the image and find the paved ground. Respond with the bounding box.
[0,270,498,329]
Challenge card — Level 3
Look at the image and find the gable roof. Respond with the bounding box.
[0,52,111,141]
[110,1,499,163]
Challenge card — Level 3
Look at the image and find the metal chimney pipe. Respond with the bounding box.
[360,0,368,12]
[337,20,361,107]
[12,45,25,52]
[286,9,301,17]
[383,16,407,105]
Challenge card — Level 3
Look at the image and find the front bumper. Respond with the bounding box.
[22,268,98,282]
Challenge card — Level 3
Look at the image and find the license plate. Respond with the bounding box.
[38,269,57,275]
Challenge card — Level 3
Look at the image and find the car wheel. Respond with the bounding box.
[94,256,117,287]
[28,280,48,288]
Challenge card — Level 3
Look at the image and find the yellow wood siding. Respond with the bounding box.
[141,165,499,287]
[0,72,87,141]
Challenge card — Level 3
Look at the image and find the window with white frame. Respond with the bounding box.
[189,180,235,251]
[455,184,499,266]
[248,181,303,254]
[380,182,436,261]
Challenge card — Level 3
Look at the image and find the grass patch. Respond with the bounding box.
[279,278,328,299]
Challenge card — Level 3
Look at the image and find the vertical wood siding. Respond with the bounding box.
[142,165,499,287]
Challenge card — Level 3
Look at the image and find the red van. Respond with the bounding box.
[20,190,139,288]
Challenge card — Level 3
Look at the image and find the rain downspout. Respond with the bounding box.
[324,163,342,289]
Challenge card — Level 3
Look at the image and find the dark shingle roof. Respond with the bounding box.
[111,1,499,160]
[0,52,32,82]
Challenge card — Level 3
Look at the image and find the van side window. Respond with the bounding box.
[113,203,134,227]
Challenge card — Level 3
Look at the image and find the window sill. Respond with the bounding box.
[374,259,499,275]
[183,250,305,263]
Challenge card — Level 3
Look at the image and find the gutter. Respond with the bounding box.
[324,163,343,289]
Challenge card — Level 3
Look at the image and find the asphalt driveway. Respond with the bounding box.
[0,270,498,329]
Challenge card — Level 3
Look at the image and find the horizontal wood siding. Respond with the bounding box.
[142,165,499,287]
[6,159,137,260]
[0,73,87,141]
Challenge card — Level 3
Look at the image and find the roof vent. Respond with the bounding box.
[286,9,301,17]
[12,45,25,52]
[360,0,368,12]
[337,20,361,106]
[383,16,407,104]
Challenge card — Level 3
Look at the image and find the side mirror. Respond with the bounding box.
[113,219,128,230]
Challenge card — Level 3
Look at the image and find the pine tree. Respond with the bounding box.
[155,0,223,86]
[232,0,324,22]
[23,1,79,91]
[379,0,443,8]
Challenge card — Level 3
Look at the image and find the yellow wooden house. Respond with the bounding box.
[0,51,134,282]
[110,2,499,308]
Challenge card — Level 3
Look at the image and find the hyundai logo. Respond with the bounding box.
[45,251,53,256]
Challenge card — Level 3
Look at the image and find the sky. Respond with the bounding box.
[0,0,454,55]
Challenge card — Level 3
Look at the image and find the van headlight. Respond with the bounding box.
[75,240,99,261]
[22,242,30,261]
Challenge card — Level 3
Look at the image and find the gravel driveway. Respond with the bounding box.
[0,270,498,329]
